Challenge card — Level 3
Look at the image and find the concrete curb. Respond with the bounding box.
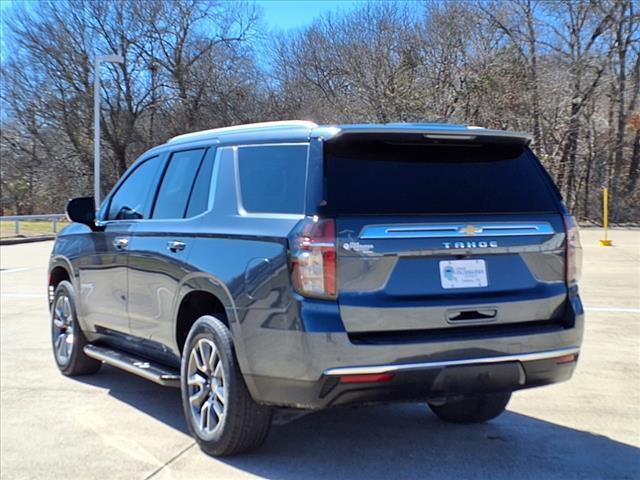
[0,235,56,246]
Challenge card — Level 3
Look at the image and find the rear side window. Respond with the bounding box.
[185,148,216,218]
[152,149,205,219]
[322,136,559,215]
[108,156,163,220]
[238,144,308,214]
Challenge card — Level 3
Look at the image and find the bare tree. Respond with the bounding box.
[1,0,638,221]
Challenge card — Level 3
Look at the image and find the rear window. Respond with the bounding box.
[185,148,216,218]
[152,149,205,219]
[322,136,559,215]
[238,144,308,214]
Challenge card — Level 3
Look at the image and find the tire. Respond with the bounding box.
[428,392,511,424]
[50,280,101,376]
[180,315,272,456]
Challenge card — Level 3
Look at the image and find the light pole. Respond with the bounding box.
[94,54,124,208]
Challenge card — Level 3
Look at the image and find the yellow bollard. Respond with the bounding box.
[599,187,613,246]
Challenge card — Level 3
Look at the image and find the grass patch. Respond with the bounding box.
[0,220,68,238]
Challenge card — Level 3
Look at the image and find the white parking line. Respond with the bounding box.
[585,307,640,313]
[0,268,30,274]
[1,293,45,298]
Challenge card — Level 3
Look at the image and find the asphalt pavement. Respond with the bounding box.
[1,229,638,479]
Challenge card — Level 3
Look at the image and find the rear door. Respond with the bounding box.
[320,134,566,334]
[127,147,215,363]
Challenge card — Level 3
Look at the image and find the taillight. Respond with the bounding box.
[289,216,337,299]
[564,215,583,286]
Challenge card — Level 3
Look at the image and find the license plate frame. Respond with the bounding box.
[439,259,488,289]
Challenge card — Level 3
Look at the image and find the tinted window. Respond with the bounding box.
[152,149,205,219]
[238,145,307,214]
[185,148,216,218]
[108,156,162,220]
[322,137,559,215]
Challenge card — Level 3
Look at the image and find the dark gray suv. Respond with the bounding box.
[49,121,584,456]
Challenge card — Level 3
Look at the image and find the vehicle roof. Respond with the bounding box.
[164,121,533,147]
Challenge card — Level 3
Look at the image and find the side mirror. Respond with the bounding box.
[66,197,96,228]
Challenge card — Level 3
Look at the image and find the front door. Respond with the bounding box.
[77,221,134,337]
[79,153,166,345]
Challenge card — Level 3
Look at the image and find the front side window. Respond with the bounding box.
[108,156,163,220]
[152,149,205,219]
[238,144,308,214]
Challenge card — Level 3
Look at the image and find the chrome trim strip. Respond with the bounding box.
[323,346,580,376]
[359,222,554,239]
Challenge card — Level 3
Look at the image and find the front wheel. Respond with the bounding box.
[50,280,101,376]
[428,392,511,424]
[180,315,272,456]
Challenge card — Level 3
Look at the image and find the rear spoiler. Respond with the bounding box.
[315,124,533,146]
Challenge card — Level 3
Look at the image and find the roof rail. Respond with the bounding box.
[167,120,318,144]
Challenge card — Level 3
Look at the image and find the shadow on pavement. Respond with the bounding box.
[227,406,639,480]
[74,364,188,434]
[76,366,639,479]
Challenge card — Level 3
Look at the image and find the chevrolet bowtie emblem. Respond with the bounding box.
[461,225,481,235]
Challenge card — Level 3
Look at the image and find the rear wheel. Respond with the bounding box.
[181,315,272,456]
[428,392,511,424]
[50,280,101,376]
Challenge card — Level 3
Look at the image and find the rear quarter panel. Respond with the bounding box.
[173,144,309,377]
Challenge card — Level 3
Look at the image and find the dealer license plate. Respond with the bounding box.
[439,259,488,289]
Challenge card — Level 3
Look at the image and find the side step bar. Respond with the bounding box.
[84,345,180,388]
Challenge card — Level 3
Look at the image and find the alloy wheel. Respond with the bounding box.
[187,338,227,435]
[52,294,74,365]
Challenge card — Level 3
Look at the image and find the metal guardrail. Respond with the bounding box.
[0,214,67,235]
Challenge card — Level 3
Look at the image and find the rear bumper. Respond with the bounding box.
[246,347,579,409]
[322,346,579,376]
[238,292,584,409]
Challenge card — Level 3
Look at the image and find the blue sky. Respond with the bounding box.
[0,0,418,61]
[0,1,366,30]
[0,0,20,13]
[255,0,362,30]
[0,0,366,62]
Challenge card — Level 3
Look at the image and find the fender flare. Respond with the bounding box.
[48,255,77,292]
[171,272,255,377]
[172,272,239,326]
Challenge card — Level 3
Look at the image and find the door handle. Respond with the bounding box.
[447,308,497,323]
[113,237,129,250]
[167,240,186,253]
